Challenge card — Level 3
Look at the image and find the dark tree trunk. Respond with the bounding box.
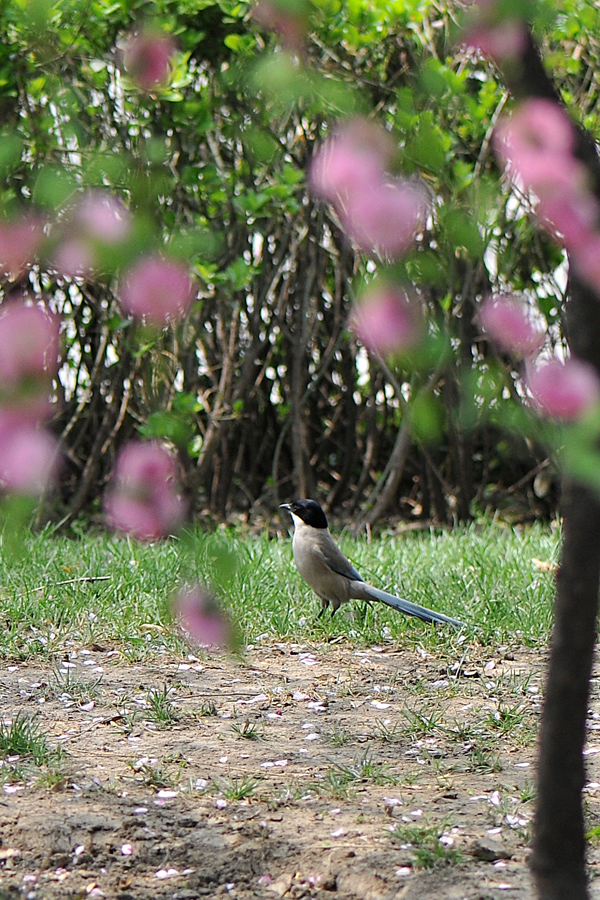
[531,480,600,899]
[494,30,600,900]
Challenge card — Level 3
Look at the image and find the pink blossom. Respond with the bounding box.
[105,440,185,541]
[0,302,60,387]
[537,192,600,251]
[309,118,393,205]
[526,358,600,420]
[118,256,195,325]
[463,19,528,61]
[341,180,426,258]
[253,0,308,51]
[0,216,44,278]
[572,234,600,291]
[53,238,95,278]
[121,29,176,91]
[351,284,422,355]
[480,295,544,358]
[76,192,131,243]
[0,415,60,495]
[174,584,232,649]
[494,100,581,198]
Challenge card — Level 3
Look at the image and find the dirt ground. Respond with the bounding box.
[2,639,600,899]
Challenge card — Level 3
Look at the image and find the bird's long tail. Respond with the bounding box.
[359,584,463,628]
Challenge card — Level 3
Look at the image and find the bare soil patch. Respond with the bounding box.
[1,640,600,899]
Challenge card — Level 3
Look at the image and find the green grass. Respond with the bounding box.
[389,820,463,869]
[0,518,560,659]
[0,712,54,765]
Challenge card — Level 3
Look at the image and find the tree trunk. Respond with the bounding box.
[491,31,600,900]
[530,481,600,900]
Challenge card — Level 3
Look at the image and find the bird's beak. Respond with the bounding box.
[279,503,291,511]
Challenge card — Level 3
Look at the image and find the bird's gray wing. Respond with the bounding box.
[318,535,364,583]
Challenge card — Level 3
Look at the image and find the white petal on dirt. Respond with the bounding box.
[306,701,326,711]
[215,798,228,809]
[330,828,345,838]
[155,868,180,879]
[74,845,86,856]
[490,791,502,807]
[514,762,530,768]
[120,843,133,856]
[236,694,268,705]
[584,747,600,756]
[395,867,412,878]
[371,700,391,710]
[300,656,318,667]
[431,680,449,688]
[383,797,402,808]
[2,785,22,794]
[505,814,528,828]
[484,660,496,672]
[80,701,95,712]
[219,756,228,764]
[305,733,319,741]
[292,691,309,701]
[155,789,178,799]
[410,809,423,817]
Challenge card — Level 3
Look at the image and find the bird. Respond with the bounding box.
[280,499,463,628]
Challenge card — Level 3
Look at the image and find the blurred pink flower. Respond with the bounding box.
[118,256,195,325]
[461,1,528,61]
[341,180,426,258]
[0,216,44,278]
[105,440,185,542]
[53,238,95,278]
[494,99,581,198]
[480,295,544,358]
[537,192,599,251]
[309,118,393,205]
[0,415,60,495]
[253,0,308,51]
[526,358,600,420]
[351,284,422,355]
[463,19,528,61]
[174,584,232,649]
[572,233,600,291]
[0,301,60,388]
[310,119,425,259]
[76,192,131,243]
[121,29,176,91]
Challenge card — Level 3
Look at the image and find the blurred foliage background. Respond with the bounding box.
[1,0,596,528]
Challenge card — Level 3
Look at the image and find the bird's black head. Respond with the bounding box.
[280,499,328,529]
